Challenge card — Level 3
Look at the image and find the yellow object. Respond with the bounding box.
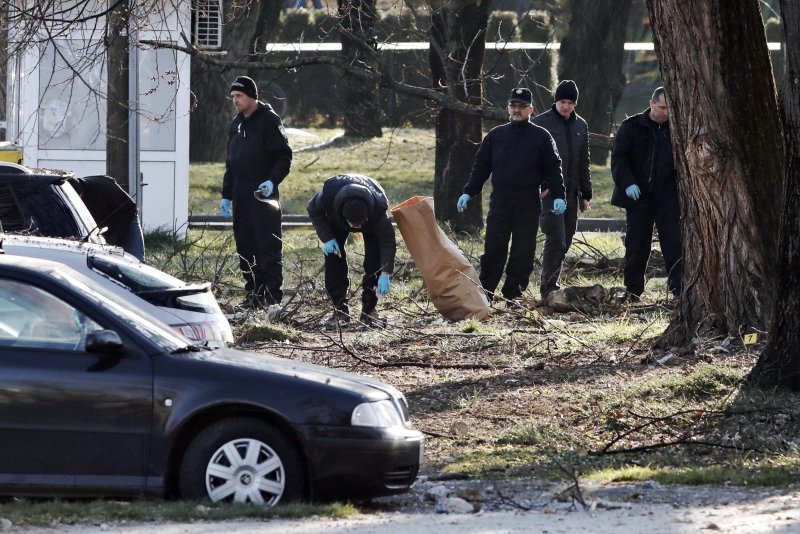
[0,143,22,164]
[743,333,758,345]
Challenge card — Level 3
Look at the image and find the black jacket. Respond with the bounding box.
[68,175,137,245]
[610,108,676,210]
[463,120,565,204]
[531,105,592,200]
[307,174,396,273]
[222,102,292,201]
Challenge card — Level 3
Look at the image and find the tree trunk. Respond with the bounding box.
[558,0,632,165]
[749,0,800,389]
[106,0,129,190]
[338,0,382,138]
[189,0,265,163]
[429,0,491,234]
[646,0,784,346]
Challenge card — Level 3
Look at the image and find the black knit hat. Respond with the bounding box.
[342,199,368,225]
[230,76,258,100]
[554,80,579,104]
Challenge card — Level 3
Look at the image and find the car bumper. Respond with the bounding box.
[300,425,424,500]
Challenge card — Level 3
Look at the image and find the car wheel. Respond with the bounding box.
[179,417,304,505]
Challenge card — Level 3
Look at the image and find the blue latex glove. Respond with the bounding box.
[257,180,274,198]
[323,238,340,256]
[220,198,232,218]
[456,194,471,213]
[377,273,390,296]
[553,198,566,215]
[625,184,641,201]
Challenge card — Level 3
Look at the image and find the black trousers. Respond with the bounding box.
[325,230,381,315]
[623,194,682,297]
[232,194,283,304]
[479,200,540,300]
[539,192,579,298]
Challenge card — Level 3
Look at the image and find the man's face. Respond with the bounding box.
[649,95,669,124]
[507,101,534,122]
[231,91,257,116]
[555,99,575,119]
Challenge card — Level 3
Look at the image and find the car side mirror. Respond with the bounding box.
[85,329,124,355]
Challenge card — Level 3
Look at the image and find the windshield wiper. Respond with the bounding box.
[170,343,209,354]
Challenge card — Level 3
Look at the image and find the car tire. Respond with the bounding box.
[179,417,304,505]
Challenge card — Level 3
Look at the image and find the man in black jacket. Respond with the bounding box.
[457,87,566,303]
[532,80,592,302]
[68,175,145,261]
[220,76,292,308]
[611,86,682,299]
[307,174,396,326]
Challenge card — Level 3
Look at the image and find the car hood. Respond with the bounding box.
[180,347,400,401]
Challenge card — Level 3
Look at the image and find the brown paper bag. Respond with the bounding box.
[391,196,490,321]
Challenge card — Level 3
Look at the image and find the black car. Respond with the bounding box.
[0,166,104,243]
[0,255,423,504]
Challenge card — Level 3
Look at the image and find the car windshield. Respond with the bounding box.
[88,253,180,292]
[48,265,191,352]
[88,254,222,314]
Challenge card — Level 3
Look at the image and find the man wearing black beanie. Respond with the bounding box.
[532,79,593,303]
[307,174,396,327]
[221,75,293,310]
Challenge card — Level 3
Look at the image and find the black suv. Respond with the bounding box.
[0,164,104,243]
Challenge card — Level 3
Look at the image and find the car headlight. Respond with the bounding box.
[351,399,404,428]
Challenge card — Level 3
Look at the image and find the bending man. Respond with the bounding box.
[307,174,396,326]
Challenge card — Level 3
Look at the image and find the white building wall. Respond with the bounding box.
[6,1,191,234]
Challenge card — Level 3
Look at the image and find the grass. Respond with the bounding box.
[0,500,357,528]
[189,127,624,219]
[432,357,800,488]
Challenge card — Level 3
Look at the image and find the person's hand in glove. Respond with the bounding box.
[220,198,232,218]
[456,194,471,213]
[553,198,566,215]
[323,238,340,256]
[257,180,274,198]
[377,273,391,296]
[625,184,641,201]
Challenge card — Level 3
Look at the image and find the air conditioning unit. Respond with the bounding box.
[193,0,222,50]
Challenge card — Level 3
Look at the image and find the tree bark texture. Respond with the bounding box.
[558,0,632,165]
[106,0,129,190]
[338,0,382,138]
[646,0,784,346]
[749,0,800,390]
[189,0,263,163]
[429,0,491,234]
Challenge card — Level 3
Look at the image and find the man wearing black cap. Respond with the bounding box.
[221,75,293,309]
[532,80,592,302]
[457,87,566,303]
[307,174,396,326]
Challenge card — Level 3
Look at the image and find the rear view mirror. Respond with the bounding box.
[85,329,124,355]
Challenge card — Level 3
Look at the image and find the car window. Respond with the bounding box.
[21,184,81,238]
[0,278,104,351]
[49,267,191,352]
[0,182,26,231]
